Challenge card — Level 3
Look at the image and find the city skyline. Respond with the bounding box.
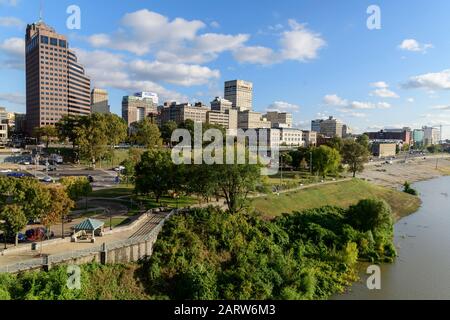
[1,0,450,138]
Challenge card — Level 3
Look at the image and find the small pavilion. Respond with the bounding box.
[72,218,105,243]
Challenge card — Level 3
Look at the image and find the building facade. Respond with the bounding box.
[320,116,344,138]
[211,97,233,113]
[413,129,425,147]
[224,80,253,111]
[311,119,322,132]
[372,143,397,158]
[207,109,238,130]
[122,95,158,126]
[25,20,90,133]
[423,126,440,146]
[265,111,293,128]
[366,128,412,144]
[91,88,110,114]
[279,128,303,146]
[238,110,271,129]
[135,92,159,105]
[160,102,209,125]
[302,131,317,147]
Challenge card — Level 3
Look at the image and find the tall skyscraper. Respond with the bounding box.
[91,88,110,114]
[25,20,90,134]
[224,80,253,111]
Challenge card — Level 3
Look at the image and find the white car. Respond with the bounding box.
[41,176,53,183]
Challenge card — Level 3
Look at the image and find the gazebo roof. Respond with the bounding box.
[74,218,104,232]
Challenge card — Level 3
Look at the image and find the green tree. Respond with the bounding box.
[41,186,75,239]
[13,179,52,222]
[311,145,341,178]
[161,121,178,146]
[34,125,58,149]
[346,199,393,233]
[135,149,179,203]
[130,118,162,149]
[121,158,136,185]
[0,204,27,246]
[342,140,370,178]
[356,134,370,150]
[56,115,84,149]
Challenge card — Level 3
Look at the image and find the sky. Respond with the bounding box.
[0,0,450,138]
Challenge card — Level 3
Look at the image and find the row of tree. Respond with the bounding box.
[0,177,91,246]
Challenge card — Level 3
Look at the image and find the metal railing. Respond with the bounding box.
[0,209,177,274]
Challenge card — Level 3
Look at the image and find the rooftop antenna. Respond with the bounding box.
[38,0,43,22]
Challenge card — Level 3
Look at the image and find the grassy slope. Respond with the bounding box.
[252,179,421,221]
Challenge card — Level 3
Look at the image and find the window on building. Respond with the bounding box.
[50,38,58,46]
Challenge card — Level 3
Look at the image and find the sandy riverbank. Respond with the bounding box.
[361,155,450,188]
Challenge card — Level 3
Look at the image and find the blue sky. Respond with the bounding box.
[1,0,450,138]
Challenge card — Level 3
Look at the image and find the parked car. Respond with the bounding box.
[25,228,54,242]
[114,166,125,172]
[0,232,27,244]
[87,175,94,183]
[41,176,53,183]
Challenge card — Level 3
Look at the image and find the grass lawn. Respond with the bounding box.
[104,217,130,229]
[252,179,421,221]
[91,186,134,198]
[134,195,198,210]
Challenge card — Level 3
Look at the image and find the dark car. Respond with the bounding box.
[0,232,27,244]
[88,175,94,183]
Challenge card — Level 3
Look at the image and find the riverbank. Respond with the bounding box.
[361,155,450,188]
[252,179,421,221]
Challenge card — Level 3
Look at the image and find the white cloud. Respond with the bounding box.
[0,16,23,27]
[0,37,24,69]
[0,0,19,6]
[279,19,326,61]
[323,94,348,106]
[403,69,450,90]
[210,21,220,28]
[234,19,325,65]
[407,98,415,103]
[369,81,399,98]
[398,39,433,53]
[129,60,220,86]
[266,101,301,112]
[233,46,276,65]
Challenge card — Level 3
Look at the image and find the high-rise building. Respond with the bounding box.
[302,131,317,147]
[319,116,344,138]
[68,50,91,116]
[413,129,425,147]
[224,80,253,111]
[265,111,293,128]
[25,20,91,133]
[91,88,110,114]
[122,95,158,126]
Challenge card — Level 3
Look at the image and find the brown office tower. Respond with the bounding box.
[25,20,90,134]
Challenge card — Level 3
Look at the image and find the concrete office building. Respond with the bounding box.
[160,102,209,125]
[265,111,293,128]
[0,123,7,145]
[423,126,441,145]
[256,128,281,150]
[25,20,91,133]
[280,128,304,146]
[302,131,317,147]
[122,94,158,126]
[211,97,233,112]
[91,88,110,114]
[372,143,397,158]
[238,110,271,130]
[224,80,253,111]
[207,109,238,130]
[320,116,344,138]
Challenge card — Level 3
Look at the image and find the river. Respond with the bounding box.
[336,176,450,300]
